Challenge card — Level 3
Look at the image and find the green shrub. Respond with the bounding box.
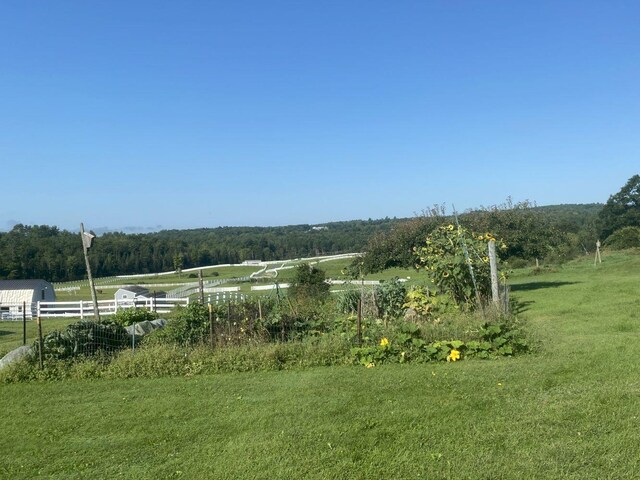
[374,278,407,320]
[33,322,129,361]
[336,288,361,314]
[351,316,529,367]
[112,307,158,326]
[604,226,640,250]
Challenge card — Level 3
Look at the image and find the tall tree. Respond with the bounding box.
[598,174,640,240]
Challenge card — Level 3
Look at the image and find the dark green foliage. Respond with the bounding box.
[604,226,640,250]
[351,318,528,366]
[374,278,407,320]
[0,219,402,281]
[112,307,158,326]
[357,201,602,273]
[147,303,212,346]
[34,321,129,360]
[336,288,361,314]
[288,263,330,302]
[598,174,640,240]
[355,217,440,273]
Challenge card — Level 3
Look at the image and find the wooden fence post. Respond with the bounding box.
[357,298,362,345]
[209,303,214,347]
[36,315,44,370]
[488,240,500,306]
[22,301,27,345]
[198,270,205,304]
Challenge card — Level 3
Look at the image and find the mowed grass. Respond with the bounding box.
[0,318,79,358]
[2,251,640,479]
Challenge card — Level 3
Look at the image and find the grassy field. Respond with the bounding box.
[0,318,79,358]
[2,250,639,478]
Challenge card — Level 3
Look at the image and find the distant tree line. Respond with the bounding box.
[3,173,637,282]
[0,219,403,282]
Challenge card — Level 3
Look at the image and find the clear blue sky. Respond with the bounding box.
[1,1,638,232]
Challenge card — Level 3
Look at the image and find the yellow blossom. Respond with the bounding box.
[447,349,461,362]
[380,337,389,347]
[366,362,375,368]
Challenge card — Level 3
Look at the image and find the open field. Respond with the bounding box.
[0,318,79,358]
[56,256,435,302]
[2,251,639,478]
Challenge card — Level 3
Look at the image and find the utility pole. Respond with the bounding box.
[80,223,100,322]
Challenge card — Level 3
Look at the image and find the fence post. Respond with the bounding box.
[198,270,205,304]
[357,298,362,345]
[80,300,84,320]
[23,301,27,345]
[209,303,214,347]
[488,240,500,307]
[36,315,44,370]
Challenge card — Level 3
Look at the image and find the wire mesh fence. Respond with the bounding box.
[0,287,382,363]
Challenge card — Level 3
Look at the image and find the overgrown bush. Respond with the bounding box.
[413,224,504,307]
[336,288,361,314]
[604,226,640,250]
[374,278,407,321]
[351,316,529,367]
[112,307,159,326]
[145,302,213,346]
[34,321,129,360]
[1,335,354,383]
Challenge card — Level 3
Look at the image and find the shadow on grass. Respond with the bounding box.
[510,300,535,314]
[0,330,13,337]
[510,281,579,292]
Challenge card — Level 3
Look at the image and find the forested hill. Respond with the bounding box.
[0,204,604,282]
[0,218,404,281]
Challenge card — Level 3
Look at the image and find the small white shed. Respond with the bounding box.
[115,286,150,303]
[0,279,56,319]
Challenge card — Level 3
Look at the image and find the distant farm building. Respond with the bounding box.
[241,260,262,265]
[115,286,166,304]
[0,279,56,318]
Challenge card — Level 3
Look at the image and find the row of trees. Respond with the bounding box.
[354,174,639,274]
[0,219,402,281]
[354,200,603,274]
[2,175,636,282]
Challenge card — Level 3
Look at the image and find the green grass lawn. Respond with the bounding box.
[0,318,79,358]
[2,250,640,478]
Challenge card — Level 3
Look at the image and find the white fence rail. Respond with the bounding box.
[0,298,189,320]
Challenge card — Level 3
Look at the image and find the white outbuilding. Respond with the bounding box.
[115,286,151,303]
[0,279,56,319]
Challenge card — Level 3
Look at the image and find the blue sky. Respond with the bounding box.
[1,1,638,232]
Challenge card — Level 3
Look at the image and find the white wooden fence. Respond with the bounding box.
[0,297,189,320]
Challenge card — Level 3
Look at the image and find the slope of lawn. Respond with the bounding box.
[2,251,640,479]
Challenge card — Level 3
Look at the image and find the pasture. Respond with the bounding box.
[2,250,639,478]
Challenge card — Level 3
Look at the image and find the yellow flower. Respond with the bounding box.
[477,235,484,241]
[366,362,375,368]
[380,337,390,347]
[447,349,461,362]
[448,224,454,231]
